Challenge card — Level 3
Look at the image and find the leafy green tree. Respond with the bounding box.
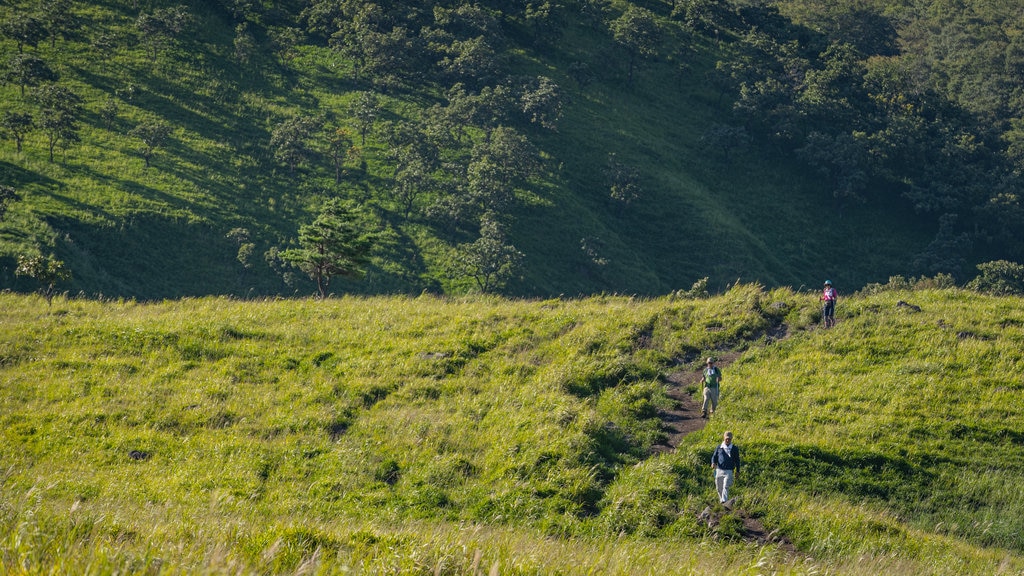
[1002,118,1024,173]
[452,213,523,293]
[136,7,191,61]
[351,91,380,145]
[91,32,119,58]
[450,125,540,217]
[31,83,82,162]
[233,23,256,65]
[226,227,254,267]
[3,53,57,96]
[796,131,869,209]
[731,33,806,143]
[433,2,501,46]
[226,227,256,288]
[99,96,119,127]
[672,0,728,34]
[280,199,376,298]
[420,103,460,150]
[966,260,1024,296]
[0,184,22,221]
[392,155,432,217]
[268,27,304,62]
[518,76,562,130]
[609,6,661,84]
[39,0,78,48]
[129,121,172,167]
[326,125,357,184]
[700,123,750,160]
[0,111,33,153]
[438,84,496,142]
[0,13,46,53]
[523,0,569,47]
[382,119,440,216]
[15,253,70,306]
[913,214,972,277]
[605,152,642,208]
[465,154,511,212]
[437,36,501,87]
[330,4,419,88]
[799,43,868,128]
[270,116,323,174]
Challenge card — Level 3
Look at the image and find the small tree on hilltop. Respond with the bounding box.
[326,125,356,184]
[280,199,376,298]
[15,253,70,306]
[351,91,380,145]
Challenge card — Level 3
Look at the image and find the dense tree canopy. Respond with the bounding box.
[2,0,1024,296]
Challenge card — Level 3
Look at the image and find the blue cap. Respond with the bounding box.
[824,280,832,285]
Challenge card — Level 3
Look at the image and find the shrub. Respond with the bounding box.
[965,260,1024,296]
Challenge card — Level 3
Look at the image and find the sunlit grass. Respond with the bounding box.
[2,286,1024,573]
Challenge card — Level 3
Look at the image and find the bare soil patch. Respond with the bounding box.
[650,350,741,453]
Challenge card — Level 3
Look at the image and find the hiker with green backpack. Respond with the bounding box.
[700,357,722,418]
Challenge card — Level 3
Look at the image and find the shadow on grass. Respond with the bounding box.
[748,442,935,502]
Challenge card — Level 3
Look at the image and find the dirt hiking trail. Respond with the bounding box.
[651,323,796,551]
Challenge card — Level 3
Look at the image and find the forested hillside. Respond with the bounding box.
[1,0,1023,298]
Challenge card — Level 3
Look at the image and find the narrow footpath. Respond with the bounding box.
[652,324,796,551]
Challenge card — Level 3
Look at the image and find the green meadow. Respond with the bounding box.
[2,284,1023,574]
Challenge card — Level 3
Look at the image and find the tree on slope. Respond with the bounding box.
[129,121,172,167]
[3,53,56,97]
[451,212,523,293]
[15,253,70,306]
[0,111,33,153]
[280,199,376,298]
[31,83,81,162]
[270,115,322,175]
[609,6,661,85]
[0,13,46,54]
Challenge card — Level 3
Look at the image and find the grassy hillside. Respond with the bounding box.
[0,0,942,299]
[2,286,1023,574]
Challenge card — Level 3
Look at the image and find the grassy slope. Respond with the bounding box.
[2,287,1023,574]
[0,1,934,299]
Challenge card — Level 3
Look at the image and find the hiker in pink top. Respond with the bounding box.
[820,280,837,328]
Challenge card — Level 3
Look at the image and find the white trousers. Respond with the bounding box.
[715,468,734,502]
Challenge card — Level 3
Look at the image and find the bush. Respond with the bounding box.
[859,273,957,295]
[965,260,1024,296]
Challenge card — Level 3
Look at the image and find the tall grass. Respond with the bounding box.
[2,286,1023,573]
